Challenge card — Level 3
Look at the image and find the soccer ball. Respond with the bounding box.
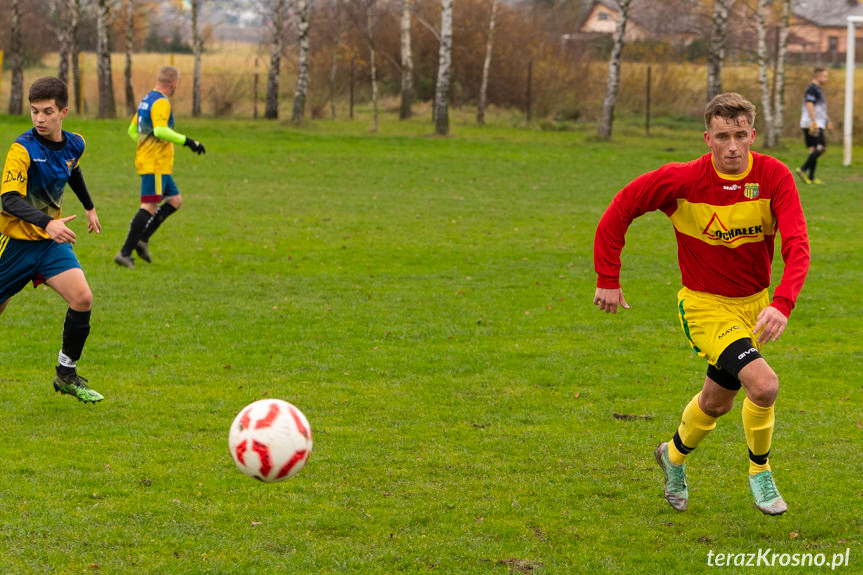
[228,399,313,483]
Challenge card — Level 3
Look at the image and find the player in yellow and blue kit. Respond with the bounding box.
[0,77,104,403]
[114,66,205,268]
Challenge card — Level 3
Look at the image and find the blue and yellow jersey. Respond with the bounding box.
[0,129,85,240]
[131,90,176,174]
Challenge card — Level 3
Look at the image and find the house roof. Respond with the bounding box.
[586,0,863,33]
[793,0,863,28]
[581,0,702,38]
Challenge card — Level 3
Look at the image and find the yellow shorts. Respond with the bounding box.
[677,287,769,366]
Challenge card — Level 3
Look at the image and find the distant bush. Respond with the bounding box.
[207,74,249,117]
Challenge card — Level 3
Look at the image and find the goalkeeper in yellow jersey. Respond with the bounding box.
[114,66,206,268]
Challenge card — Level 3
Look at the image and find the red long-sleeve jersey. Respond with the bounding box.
[594,152,810,317]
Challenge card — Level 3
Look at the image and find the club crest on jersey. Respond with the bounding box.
[743,183,759,199]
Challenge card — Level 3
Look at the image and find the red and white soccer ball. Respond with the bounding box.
[228,399,313,483]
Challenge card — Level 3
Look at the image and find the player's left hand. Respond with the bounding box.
[184,137,206,155]
[85,208,101,234]
[753,305,788,344]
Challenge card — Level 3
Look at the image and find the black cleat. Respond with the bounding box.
[135,240,151,263]
[53,368,104,403]
[113,252,135,268]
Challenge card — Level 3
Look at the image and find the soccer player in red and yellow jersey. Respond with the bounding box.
[114,66,206,268]
[0,77,104,403]
[593,93,810,516]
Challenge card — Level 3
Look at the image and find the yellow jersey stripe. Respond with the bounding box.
[1,143,31,197]
[0,234,10,259]
[670,198,776,247]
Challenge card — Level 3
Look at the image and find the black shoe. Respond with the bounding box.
[135,240,151,263]
[53,368,104,403]
[113,252,135,268]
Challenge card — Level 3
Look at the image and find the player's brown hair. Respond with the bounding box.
[28,77,68,110]
[704,92,756,130]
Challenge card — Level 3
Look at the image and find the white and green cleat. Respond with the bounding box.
[654,442,688,511]
[749,470,787,516]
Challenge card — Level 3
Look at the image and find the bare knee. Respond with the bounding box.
[168,195,182,210]
[700,376,737,417]
[699,393,734,417]
[68,288,93,312]
[742,367,779,407]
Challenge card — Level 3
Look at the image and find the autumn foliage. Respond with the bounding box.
[303,0,597,119]
[0,0,836,125]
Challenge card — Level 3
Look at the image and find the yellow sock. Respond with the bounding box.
[668,393,717,465]
[742,397,774,475]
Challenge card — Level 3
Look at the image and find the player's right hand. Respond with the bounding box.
[593,287,630,314]
[808,126,821,136]
[46,215,77,244]
[184,137,206,155]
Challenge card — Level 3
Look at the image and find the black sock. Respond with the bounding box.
[805,152,819,179]
[140,203,177,242]
[121,209,152,256]
[61,308,91,367]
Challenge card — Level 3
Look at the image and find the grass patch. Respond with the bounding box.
[0,110,860,573]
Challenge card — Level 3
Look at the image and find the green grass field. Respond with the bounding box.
[0,110,860,574]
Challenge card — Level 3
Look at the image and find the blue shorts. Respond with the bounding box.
[0,235,81,304]
[141,174,180,203]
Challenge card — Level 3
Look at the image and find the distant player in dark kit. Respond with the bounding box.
[796,67,832,185]
[593,93,810,516]
[114,65,206,268]
[0,77,104,403]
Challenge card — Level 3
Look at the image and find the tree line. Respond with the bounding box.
[599,0,793,145]
[2,0,802,141]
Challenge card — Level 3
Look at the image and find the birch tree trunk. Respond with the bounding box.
[71,0,83,114]
[367,1,379,133]
[292,0,311,123]
[399,0,414,120]
[771,0,791,146]
[329,0,343,119]
[597,0,630,140]
[756,0,775,147]
[96,0,117,118]
[192,0,202,117]
[55,0,72,86]
[707,0,734,102]
[8,0,24,115]
[124,0,137,115]
[265,0,287,119]
[434,0,454,136]
[477,0,498,125]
